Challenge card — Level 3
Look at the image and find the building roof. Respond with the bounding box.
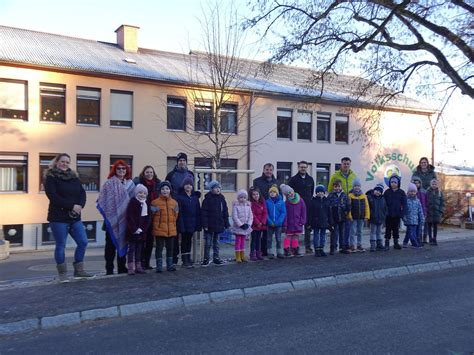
[0,25,433,113]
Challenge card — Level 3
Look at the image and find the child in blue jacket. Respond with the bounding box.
[402,183,424,248]
[265,185,286,259]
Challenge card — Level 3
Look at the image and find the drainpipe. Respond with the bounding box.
[247,91,254,189]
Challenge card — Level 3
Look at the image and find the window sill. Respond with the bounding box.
[277,138,292,141]
[195,130,212,134]
[0,118,28,122]
[166,128,186,132]
[220,132,237,136]
[335,141,349,145]
[297,139,312,143]
[110,125,133,129]
[77,123,100,127]
[317,140,331,144]
[0,191,27,194]
[40,121,66,125]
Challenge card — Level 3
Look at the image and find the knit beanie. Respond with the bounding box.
[134,184,148,196]
[182,176,194,188]
[411,176,422,184]
[280,184,294,196]
[315,185,326,194]
[374,183,384,194]
[268,185,279,196]
[353,178,362,187]
[158,180,172,191]
[407,182,417,193]
[208,180,221,190]
[177,152,188,162]
[237,189,248,199]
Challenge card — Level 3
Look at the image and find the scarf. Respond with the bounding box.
[144,178,158,202]
[96,176,130,257]
[44,167,78,180]
[287,193,300,204]
[137,196,148,217]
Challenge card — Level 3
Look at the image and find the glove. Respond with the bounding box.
[134,228,143,234]
[240,224,249,230]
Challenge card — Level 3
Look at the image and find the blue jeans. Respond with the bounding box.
[50,220,88,264]
[350,219,364,248]
[331,222,345,250]
[204,231,220,260]
[370,224,383,241]
[267,226,282,253]
[344,219,351,248]
[313,228,326,249]
[403,225,421,247]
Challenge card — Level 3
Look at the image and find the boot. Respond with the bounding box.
[256,251,264,260]
[376,240,385,251]
[385,239,390,251]
[320,248,327,257]
[293,247,302,257]
[184,255,194,268]
[276,249,284,259]
[250,251,257,261]
[240,251,248,262]
[329,246,335,255]
[73,262,94,279]
[235,251,242,263]
[370,241,376,252]
[56,263,69,283]
[167,257,176,271]
[135,262,146,274]
[422,235,428,245]
[284,248,292,257]
[314,248,321,257]
[127,262,135,275]
[155,257,163,273]
[393,239,402,250]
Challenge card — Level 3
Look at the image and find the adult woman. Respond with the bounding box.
[412,157,437,191]
[97,160,135,275]
[133,165,161,269]
[44,153,93,282]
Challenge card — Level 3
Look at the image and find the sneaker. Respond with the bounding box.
[305,247,314,254]
[340,249,351,254]
[320,250,327,257]
[213,258,225,265]
[201,258,211,267]
[267,253,275,259]
[357,246,365,252]
[277,253,285,259]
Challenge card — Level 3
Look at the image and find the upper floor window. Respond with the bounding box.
[297,111,312,141]
[77,87,100,125]
[0,79,28,121]
[110,90,133,127]
[220,104,237,134]
[40,83,65,123]
[194,102,213,133]
[0,153,27,192]
[167,97,186,131]
[277,109,292,139]
[317,112,331,142]
[335,114,349,143]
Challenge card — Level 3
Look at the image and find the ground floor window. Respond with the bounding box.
[220,159,237,191]
[316,163,330,188]
[77,155,100,191]
[276,162,292,185]
[3,224,23,246]
[0,153,27,192]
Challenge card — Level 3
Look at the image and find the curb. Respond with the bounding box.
[1,257,473,336]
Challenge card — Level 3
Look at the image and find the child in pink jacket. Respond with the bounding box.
[231,189,253,263]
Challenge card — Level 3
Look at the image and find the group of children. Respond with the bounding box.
[124,173,445,274]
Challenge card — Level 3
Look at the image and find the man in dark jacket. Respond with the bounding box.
[165,152,194,196]
[289,161,315,253]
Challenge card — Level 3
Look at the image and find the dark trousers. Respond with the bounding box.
[403,225,421,247]
[427,222,438,241]
[385,216,400,240]
[172,235,180,263]
[141,226,154,268]
[304,223,312,248]
[181,232,193,260]
[105,232,127,274]
[127,240,144,265]
[155,237,174,260]
[330,222,345,251]
[261,230,268,256]
[250,230,262,253]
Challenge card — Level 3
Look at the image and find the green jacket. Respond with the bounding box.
[328,169,358,194]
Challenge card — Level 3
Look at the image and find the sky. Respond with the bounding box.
[0,0,472,167]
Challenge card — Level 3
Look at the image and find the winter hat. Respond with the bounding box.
[208,180,221,190]
[412,176,422,183]
[374,183,384,194]
[407,182,417,192]
[353,178,362,187]
[280,184,294,196]
[176,152,188,162]
[315,185,326,194]
[182,176,194,188]
[268,185,279,196]
[158,180,172,191]
[134,184,148,196]
[237,189,248,199]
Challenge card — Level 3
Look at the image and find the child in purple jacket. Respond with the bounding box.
[280,184,306,257]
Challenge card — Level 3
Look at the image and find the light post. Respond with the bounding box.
[466,192,472,222]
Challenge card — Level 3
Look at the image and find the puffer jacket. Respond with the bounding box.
[266,196,286,228]
[328,169,358,194]
[126,197,151,241]
[384,177,407,218]
[251,199,268,231]
[284,194,307,233]
[403,195,425,226]
[151,195,179,237]
[230,200,253,236]
[426,188,445,223]
[309,196,331,229]
[327,191,350,224]
[366,190,388,225]
[176,190,202,234]
[348,191,370,220]
[201,192,230,233]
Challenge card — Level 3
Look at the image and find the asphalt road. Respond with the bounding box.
[2,266,473,354]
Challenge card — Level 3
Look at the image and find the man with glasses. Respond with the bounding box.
[289,161,315,254]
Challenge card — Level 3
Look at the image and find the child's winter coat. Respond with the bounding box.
[366,190,388,225]
[426,187,445,223]
[403,195,425,226]
[348,190,370,221]
[383,176,407,218]
[176,190,202,234]
[126,197,151,241]
[251,199,268,231]
[309,195,331,229]
[327,191,350,224]
[266,195,286,228]
[284,193,307,233]
[201,192,230,233]
[231,200,253,236]
[151,195,179,237]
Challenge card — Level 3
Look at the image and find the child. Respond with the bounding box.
[176,177,201,268]
[201,180,229,266]
[266,185,286,259]
[280,184,306,257]
[309,185,331,257]
[383,175,407,250]
[366,183,388,252]
[230,189,252,263]
[126,184,151,275]
[348,178,370,252]
[402,183,425,248]
[249,186,268,261]
[327,180,350,254]
[426,179,445,246]
[151,181,179,272]
[412,176,428,245]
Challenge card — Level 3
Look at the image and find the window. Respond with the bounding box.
[317,112,331,142]
[0,79,28,120]
[40,83,65,123]
[77,155,100,191]
[42,223,55,245]
[220,104,237,134]
[195,102,212,133]
[39,154,57,191]
[335,163,341,171]
[220,159,237,191]
[167,156,177,174]
[194,157,212,190]
[3,224,23,246]
[297,111,312,141]
[167,97,186,130]
[77,87,100,125]
[110,90,133,127]
[277,109,292,139]
[83,221,97,241]
[276,162,292,185]
[316,164,330,188]
[110,155,133,175]
[0,154,27,192]
[335,114,349,143]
